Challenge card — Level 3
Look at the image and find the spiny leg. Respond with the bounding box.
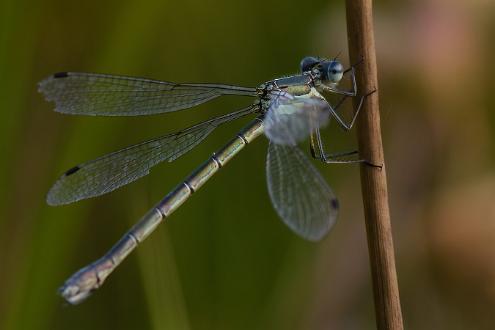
[310,127,363,164]
[328,91,366,131]
[309,94,353,160]
[310,89,379,167]
[310,128,381,167]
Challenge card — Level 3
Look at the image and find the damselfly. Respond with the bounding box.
[39,56,366,304]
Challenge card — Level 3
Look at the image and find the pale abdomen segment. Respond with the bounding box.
[59,117,264,304]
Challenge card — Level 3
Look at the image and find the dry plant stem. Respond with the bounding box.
[345,1,404,329]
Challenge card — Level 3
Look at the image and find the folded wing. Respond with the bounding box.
[266,142,338,241]
[263,88,330,146]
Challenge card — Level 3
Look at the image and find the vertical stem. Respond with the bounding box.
[345,1,404,329]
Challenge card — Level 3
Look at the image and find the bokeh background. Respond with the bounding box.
[1,0,495,329]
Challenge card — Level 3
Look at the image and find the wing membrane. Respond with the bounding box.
[264,88,330,146]
[266,142,338,241]
[47,105,257,205]
[38,72,256,116]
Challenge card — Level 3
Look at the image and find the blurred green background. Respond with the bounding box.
[1,0,495,329]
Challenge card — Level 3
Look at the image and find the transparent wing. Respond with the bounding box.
[266,142,338,241]
[47,105,258,205]
[263,88,330,146]
[38,72,256,116]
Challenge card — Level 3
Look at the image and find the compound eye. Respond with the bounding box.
[326,60,344,83]
[300,56,320,73]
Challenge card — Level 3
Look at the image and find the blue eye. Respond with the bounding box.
[300,56,320,73]
[325,60,344,83]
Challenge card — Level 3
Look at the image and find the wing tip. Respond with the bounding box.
[46,190,76,206]
[38,73,69,100]
[38,72,69,91]
[46,193,61,206]
[46,175,78,206]
[37,78,49,95]
[302,224,334,242]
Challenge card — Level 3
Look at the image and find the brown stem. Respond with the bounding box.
[345,1,404,329]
